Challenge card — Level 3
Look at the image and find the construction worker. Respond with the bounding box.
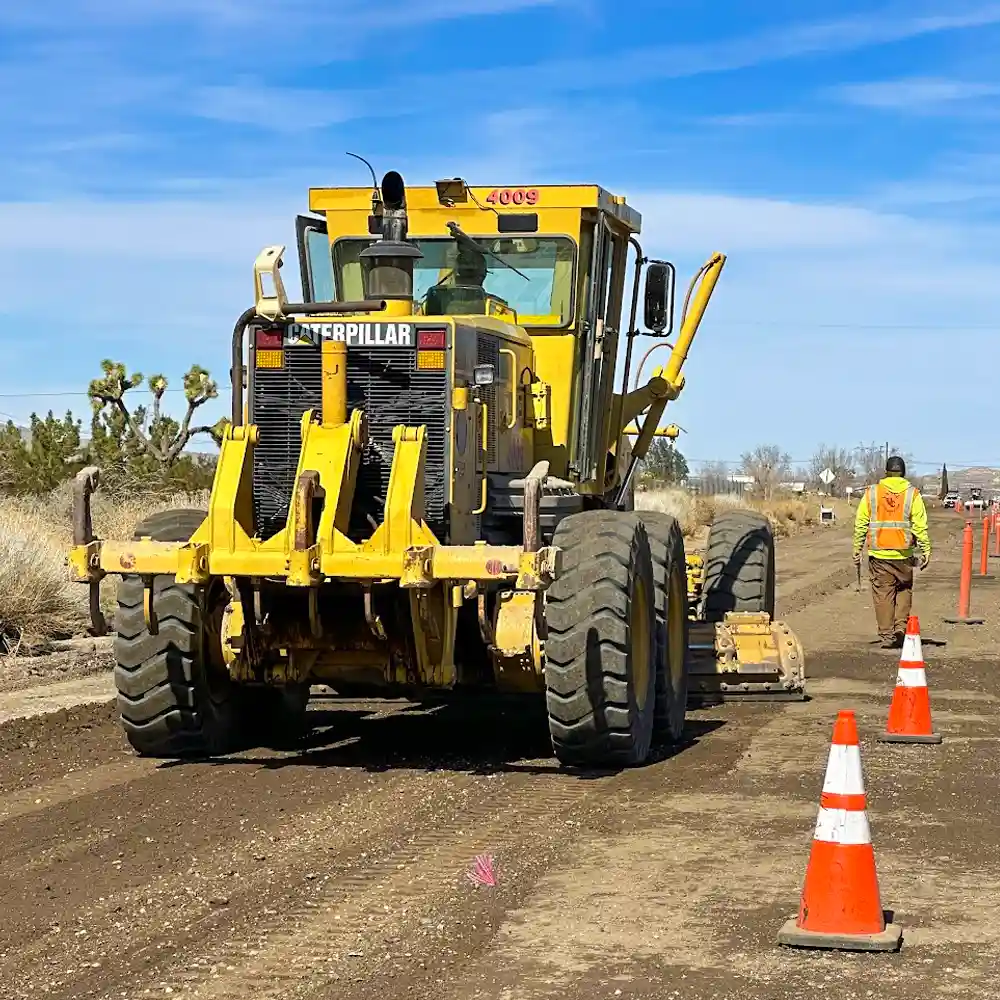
[853,456,931,648]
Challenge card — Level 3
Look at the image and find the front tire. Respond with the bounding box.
[543,511,657,767]
[114,509,239,757]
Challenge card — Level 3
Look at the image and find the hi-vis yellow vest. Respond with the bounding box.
[867,483,916,551]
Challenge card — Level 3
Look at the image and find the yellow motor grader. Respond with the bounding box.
[68,170,804,766]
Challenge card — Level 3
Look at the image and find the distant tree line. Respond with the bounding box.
[656,441,925,499]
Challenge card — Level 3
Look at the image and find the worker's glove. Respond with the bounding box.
[918,551,930,570]
[852,550,862,567]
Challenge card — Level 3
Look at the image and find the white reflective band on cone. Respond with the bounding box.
[821,743,865,796]
[814,807,872,846]
[901,633,923,661]
[896,666,928,688]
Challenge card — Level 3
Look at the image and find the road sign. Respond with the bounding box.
[820,468,835,485]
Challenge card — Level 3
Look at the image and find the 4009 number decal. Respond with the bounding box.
[485,188,539,206]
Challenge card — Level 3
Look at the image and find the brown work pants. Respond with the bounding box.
[869,556,914,641]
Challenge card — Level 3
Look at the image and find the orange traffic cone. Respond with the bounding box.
[878,616,942,745]
[778,710,902,951]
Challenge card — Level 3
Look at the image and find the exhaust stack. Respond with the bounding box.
[359,170,422,302]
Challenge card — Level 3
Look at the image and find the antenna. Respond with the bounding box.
[346,152,379,195]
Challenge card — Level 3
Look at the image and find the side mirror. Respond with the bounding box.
[643,260,676,336]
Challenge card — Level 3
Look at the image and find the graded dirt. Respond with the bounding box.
[1,509,997,999]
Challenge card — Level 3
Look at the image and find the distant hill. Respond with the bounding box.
[921,466,1000,497]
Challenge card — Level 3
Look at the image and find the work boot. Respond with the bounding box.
[879,635,897,649]
[892,630,905,648]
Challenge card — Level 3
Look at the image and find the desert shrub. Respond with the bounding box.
[0,498,90,651]
[636,488,817,539]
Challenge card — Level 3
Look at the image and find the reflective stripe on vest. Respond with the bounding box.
[867,484,915,551]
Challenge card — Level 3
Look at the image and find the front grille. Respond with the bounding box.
[477,335,499,467]
[251,345,448,541]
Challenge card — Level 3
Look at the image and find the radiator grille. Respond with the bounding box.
[251,345,448,541]
[477,335,499,467]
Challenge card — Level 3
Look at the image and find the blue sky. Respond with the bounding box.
[2,0,1000,476]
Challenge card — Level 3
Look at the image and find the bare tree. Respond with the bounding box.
[740,445,792,500]
[852,442,913,486]
[809,444,854,492]
[698,460,734,496]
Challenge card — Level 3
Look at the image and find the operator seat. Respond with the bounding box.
[424,284,489,316]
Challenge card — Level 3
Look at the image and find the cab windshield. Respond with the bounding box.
[331,235,576,326]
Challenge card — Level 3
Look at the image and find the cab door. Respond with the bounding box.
[571,213,626,485]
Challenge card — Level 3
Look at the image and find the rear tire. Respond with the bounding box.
[638,512,690,743]
[701,510,776,622]
[114,508,239,757]
[543,511,657,767]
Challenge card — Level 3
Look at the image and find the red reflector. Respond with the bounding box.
[255,328,284,350]
[417,329,446,350]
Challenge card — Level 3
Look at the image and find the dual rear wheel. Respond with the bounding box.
[543,510,689,767]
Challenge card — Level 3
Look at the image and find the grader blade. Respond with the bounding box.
[687,612,806,704]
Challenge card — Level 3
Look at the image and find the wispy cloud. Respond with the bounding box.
[835,76,1000,110]
[0,0,564,32]
[182,5,1000,133]
[6,2,1000,143]
[195,82,361,131]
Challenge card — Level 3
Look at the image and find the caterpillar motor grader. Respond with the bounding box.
[68,169,804,766]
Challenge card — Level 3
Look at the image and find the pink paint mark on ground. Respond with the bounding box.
[466,853,498,887]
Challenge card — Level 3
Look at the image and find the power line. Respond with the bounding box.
[0,387,230,399]
[0,393,996,469]
[704,322,1000,331]
[687,457,994,470]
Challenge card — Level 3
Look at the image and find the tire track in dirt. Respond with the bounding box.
[130,708,767,1000]
[0,758,158,825]
[166,769,598,1000]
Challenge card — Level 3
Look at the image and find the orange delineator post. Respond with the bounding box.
[993,512,1000,558]
[943,521,985,625]
[777,710,902,952]
[982,517,991,576]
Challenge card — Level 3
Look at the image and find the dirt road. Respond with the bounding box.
[2,509,998,999]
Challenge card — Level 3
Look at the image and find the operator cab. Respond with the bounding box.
[295,174,672,494]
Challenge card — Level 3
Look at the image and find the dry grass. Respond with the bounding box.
[0,487,209,653]
[0,497,90,652]
[45,481,211,544]
[636,487,821,540]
